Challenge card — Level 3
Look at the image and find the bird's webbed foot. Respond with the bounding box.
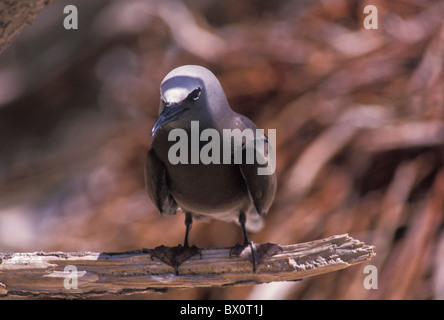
[151,244,201,275]
[230,241,282,273]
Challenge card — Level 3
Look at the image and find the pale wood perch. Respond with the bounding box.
[0,234,374,298]
[0,0,55,54]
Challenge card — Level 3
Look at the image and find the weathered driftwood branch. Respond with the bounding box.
[0,234,374,298]
[0,0,55,54]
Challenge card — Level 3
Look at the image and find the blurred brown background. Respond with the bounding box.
[0,0,443,299]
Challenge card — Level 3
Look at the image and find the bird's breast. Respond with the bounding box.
[165,162,250,214]
[151,125,252,215]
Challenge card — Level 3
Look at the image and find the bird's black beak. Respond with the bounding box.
[151,102,189,136]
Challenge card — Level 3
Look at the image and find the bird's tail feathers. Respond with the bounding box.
[244,211,265,233]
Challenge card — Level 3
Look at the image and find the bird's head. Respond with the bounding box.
[151,65,230,136]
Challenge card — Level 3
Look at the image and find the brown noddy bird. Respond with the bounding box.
[145,65,279,274]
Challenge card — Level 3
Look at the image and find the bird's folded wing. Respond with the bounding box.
[145,148,178,216]
[239,136,277,216]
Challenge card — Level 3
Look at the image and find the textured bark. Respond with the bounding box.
[0,234,375,298]
[0,0,55,54]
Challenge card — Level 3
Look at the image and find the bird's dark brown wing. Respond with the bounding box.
[235,115,277,216]
[239,135,277,216]
[145,148,178,216]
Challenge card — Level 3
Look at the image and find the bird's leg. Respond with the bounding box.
[230,211,282,273]
[151,212,201,275]
[230,211,258,272]
[183,211,192,248]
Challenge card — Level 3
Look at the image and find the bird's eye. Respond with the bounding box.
[187,88,201,101]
